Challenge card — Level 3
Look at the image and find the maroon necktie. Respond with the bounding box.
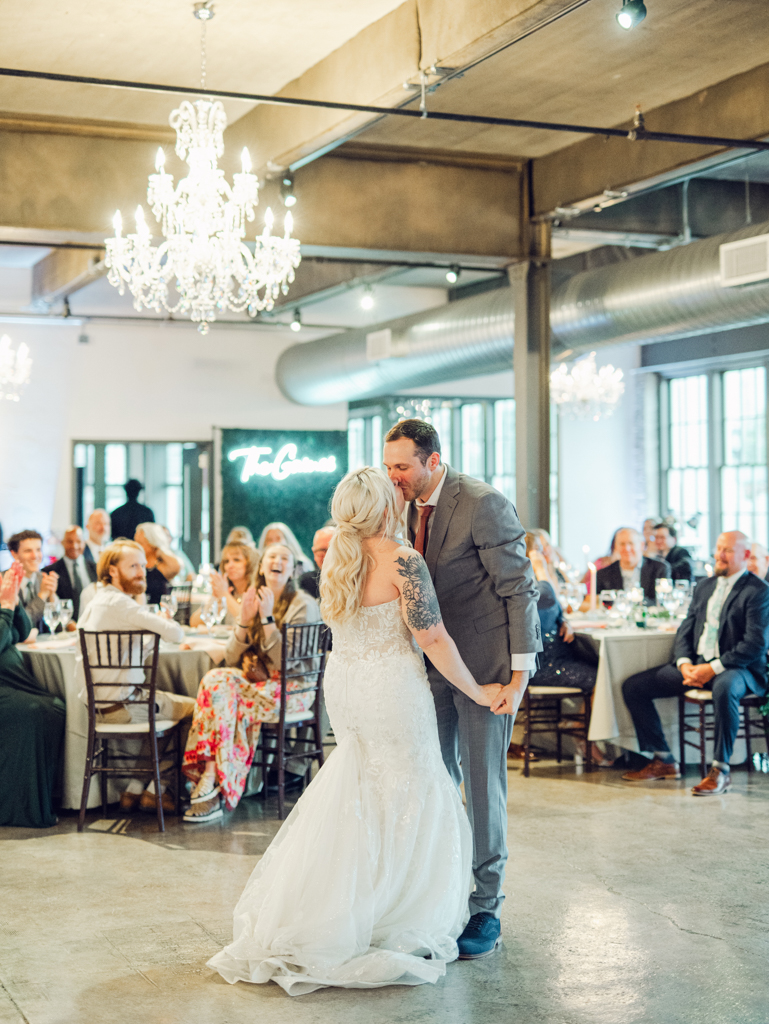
[414,505,434,557]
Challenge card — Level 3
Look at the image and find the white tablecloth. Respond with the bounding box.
[19,639,217,809]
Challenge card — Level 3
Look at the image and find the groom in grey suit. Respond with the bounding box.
[384,419,541,959]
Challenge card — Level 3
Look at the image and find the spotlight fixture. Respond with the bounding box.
[616,0,646,30]
[280,170,297,208]
[360,285,375,311]
[290,309,302,332]
[445,265,460,284]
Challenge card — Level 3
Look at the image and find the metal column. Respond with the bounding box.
[510,220,551,530]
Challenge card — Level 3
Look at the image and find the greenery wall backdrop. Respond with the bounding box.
[220,428,348,557]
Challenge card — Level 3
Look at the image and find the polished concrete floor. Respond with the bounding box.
[1,758,768,1024]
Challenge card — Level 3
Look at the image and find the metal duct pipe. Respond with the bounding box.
[277,218,769,405]
[551,218,769,354]
[276,288,515,405]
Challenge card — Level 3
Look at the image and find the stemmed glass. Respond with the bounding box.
[200,599,218,632]
[613,590,631,625]
[160,593,178,620]
[58,599,74,631]
[214,596,228,626]
[42,598,61,634]
[599,590,617,613]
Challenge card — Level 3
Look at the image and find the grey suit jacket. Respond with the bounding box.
[408,465,542,686]
[19,571,46,630]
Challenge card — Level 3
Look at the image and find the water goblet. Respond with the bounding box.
[42,599,61,634]
[58,599,74,631]
[147,604,160,616]
[160,593,178,620]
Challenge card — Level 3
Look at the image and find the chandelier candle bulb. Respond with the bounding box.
[155,147,165,171]
[241,148,252,173]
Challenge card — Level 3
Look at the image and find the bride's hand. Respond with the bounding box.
[473,683,504,708]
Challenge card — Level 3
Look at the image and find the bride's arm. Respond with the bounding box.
[393,550,498,707]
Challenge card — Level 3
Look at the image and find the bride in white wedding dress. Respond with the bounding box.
[208,467,501,996]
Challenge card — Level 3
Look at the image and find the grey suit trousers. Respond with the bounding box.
[429,666,513,918]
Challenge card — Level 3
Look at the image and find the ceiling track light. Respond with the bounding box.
[280,170,297,208]
[360,285,375,311]
[445,264,460,284]
[616,0,647,30]
[290,309,301,332]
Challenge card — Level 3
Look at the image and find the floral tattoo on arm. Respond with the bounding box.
[395,555,442,631]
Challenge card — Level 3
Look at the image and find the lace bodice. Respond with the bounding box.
[328,597,420,663]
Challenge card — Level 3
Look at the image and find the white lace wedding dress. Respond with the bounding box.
[208,597,473,996]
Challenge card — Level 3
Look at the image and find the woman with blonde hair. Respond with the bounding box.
[256,521,312,574]
[209,467,502,996]
[190,541,258,627]
[182,543,319,821]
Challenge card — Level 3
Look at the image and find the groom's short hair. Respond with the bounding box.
[385,418,441,465]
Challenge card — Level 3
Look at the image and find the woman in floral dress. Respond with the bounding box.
[183,544,320,822]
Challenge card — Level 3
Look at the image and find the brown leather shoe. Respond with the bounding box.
[139,789,175,813]
[508,743,539,762]
[622,758,680,781]
[119,791,141,812]
[692,766,731,796]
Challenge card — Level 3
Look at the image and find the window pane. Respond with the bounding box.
[370,416,382,467]
[722,367,767,545]
[492,399,515,503]
[665,376,709,557]
[348,418,366,470]
[104,444,127,486]
[166,443,184,486]
[431,407,452,466]
[460,404,485,479]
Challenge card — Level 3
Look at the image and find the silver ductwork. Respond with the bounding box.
[277,219,769,405]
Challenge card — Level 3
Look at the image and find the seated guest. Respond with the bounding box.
[134,523,181,605]
[84,509,111,565]
[43,525,97,620]
[156,523,196,582]
[0,563,66,828]
[529,527,566,594]
[190,541,258,627]
[257,521,313,574]
[182,543,320,823]
[581,529,621,590]
[0,523,12,572]
[7,530,58,632]
[653,522,695,582]
[111,479,154,542]
[747,542,769,581]
[77,540,195,812]
[622,531,769,794]
[225,526,256,547]
[584,527,669,608]
[298,526,335,601]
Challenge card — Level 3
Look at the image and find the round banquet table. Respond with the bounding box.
[19,637,218,810]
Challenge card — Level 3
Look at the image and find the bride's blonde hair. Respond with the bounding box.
[320,467,406,624]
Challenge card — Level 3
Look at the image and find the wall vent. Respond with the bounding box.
[720,234,769,287]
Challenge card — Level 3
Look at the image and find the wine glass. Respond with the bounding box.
[599,589,616,612]
[160,593,178,620]
[214,596,228,625]
[662,592,680,617]
[58,599,74,631]
[613,590,631,624]
[200,599,218,632]
[42,598,61,634]
[674,579,691,596]
[147,604,160,616]
[655,578,673,603]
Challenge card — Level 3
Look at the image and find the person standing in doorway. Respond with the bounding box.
[383,419,541,960]
[110,480,154,542]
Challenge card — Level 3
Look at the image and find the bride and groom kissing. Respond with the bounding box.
[208,418,542,996]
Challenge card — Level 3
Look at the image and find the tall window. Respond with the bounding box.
[347,418,366,470]
[722,366,767,544]
[460,404,485,478]
[665,375,710,557]
[492,399,515,503]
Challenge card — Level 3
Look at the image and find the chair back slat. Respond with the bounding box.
[78,629,161,708]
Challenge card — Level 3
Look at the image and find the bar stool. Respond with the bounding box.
[678,689,769,777]
[521,685,593,777]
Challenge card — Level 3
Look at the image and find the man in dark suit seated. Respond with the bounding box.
[653,522,695,582]
[621,531,769,795]
[110,480,154,541]
[43,525,97,621]
[298,526,334,601]
[593,527,669,603]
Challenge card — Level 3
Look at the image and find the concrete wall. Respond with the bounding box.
[0,318,347,539]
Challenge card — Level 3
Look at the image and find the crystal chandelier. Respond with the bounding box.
[550,351,625,421]
[104,3,301,334]
[0,334,33,402]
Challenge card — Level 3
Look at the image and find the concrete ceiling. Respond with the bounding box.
[0,0,405,128]
[354,0,769,158]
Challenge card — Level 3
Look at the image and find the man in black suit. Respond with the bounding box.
[747,542,769,582]
[622,531,769,795]
[594,527,669,603]
[43,525,97,620]
[298,526,334,601]
[653,522,695,582]
[110,480,154,541]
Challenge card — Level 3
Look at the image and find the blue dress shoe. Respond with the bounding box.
[457,912,501,959]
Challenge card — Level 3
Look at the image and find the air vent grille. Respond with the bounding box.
[720,234,769,287]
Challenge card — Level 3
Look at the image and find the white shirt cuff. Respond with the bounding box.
[511,653,537,672]
[676,657,693,668]
[709,658,724,675]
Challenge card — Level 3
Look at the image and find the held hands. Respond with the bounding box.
[491,670,530,716]
[39,571,58,601]
[474,682,505,708]
[680,662,715,688]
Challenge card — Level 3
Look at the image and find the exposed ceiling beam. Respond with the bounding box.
[30,247,105,309]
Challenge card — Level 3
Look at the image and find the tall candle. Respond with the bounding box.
[588,561,597,612]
